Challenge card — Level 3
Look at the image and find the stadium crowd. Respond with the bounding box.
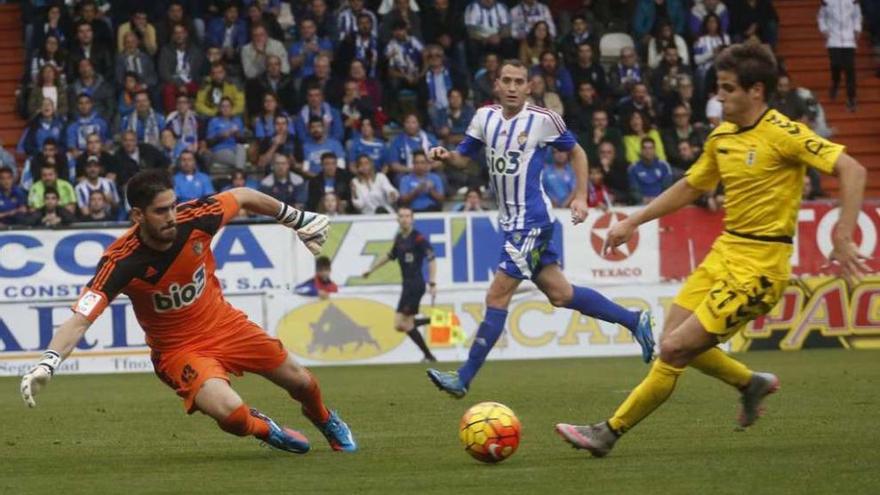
[0,0,831,228]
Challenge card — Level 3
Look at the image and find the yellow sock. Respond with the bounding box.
[689,347,752,389]
[608,359,684,434]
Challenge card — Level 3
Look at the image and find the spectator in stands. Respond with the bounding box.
[289,18,333,80]
[76,1,114,47]
[387,113,439,177]
[519,21,554,68]
[222,169,260,195]
[634,0,686,43]
[307,152,352,212]
[256,114,299,170]
[66,94,111,160]
[337,0,378,42]
[454,186,487,212]
[68,20,114,84]
[117,8,158,56]
[205,97,248,174]
[110,130,170,192]
[336,12,381,78]
[819,0,862,112]
[384,20,424,115]
[628,137,672,203]
[259,153,307,209]
[596,0,637,33]
[318,192,343,216]
[596,142,632,205]
[120,92,165,148]
[78,189,112,222]
[74,132,116,179]
[75,156,119,217]
[770,74,809,121]
[617,82,657,124]
[116,31,159,94]
[532,51,575,101]
[420,45,465,130]
[24,187,75,227]
[158,23,206,112]
[241,23,290,80]
[207,3,248,67]
[380,0,423,43]
[28,64,68,119]
[689,0,730,37]
[0,141,15,177]
[346,59,383,112]
[568,43,607,97]
[464,0,515,66]
[511,0,556,41]
[68,59,115,122]
[253,93,290,142]
[305,0,338,41]
[560,15,598,68]
[117,72,147,120]
[623,110,666,164]
[351,154,398,214]
[650,46,692,101]
[348,117,388,173]
[296,85,345,142]
[164,93,200,154]
[646,20,690,70]
[156,2,203,49]
[542,149,576,208]
[660,73,703,125]
[302,117,347,176]
[527,73,565,116]
[730,0,778,46]
[672,139,699,172]
[245,3,285,42]
[31,6,72,56]
[432,88,476,147]
[159,128,187,165]
[588,166,613,209]
[608,46,645,99]
[398,150,445,212]
[0,167,27,226]
[661,104,705,165]
[473,52,501,106]
[299,54,342,107]
[584,109,623,162]
[566,82,600,136]
[693,14,730,98]
[22,138,73,190]
[28,165,76,213]
[340,80,376,139]
[421,0,468,79]
[247,55,298,116]
[196,63,245,119]
[30,35,68,86]
[173,151,215,202]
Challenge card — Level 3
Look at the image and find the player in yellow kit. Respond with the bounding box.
[555,42,872,457]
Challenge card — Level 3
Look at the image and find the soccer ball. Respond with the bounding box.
[459,401,521,463]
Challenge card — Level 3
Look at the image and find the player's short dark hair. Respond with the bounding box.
[127,169,174,210]
[499,58,527,73]
[715,42,778,100]
[316,255,332,271]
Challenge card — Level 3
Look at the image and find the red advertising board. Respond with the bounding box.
[659,202,880,281]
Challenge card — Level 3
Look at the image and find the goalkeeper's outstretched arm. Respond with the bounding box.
[20,314,91,408]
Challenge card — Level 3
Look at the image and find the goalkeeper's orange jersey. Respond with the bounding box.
[71,192,245,353]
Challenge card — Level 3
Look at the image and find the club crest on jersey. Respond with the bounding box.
[746,148,757,166]
[193,241,204,256]
[517,131,528,146]
[152,264,207,312]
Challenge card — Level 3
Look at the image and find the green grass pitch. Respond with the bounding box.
[2,349,878,494]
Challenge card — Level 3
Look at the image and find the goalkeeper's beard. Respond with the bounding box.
[143,221,178,244]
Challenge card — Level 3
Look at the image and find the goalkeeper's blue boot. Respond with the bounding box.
[427,369,467,398]
[310,410,357,452]
[632,311,656,363]
[250,408,310,454]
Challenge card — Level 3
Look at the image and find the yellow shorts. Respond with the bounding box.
[673,234,791,341]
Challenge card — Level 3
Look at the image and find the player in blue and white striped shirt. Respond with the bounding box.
[427,60,655,398]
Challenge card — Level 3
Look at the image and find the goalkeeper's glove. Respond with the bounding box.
[276,203,330,256]
[20,350,61,408]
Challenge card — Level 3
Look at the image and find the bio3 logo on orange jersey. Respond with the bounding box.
[152,265,206,312]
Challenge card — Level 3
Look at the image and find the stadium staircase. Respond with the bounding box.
[777,0,879,196]
[0,3,25,166]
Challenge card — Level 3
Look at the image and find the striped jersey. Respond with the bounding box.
[457,104,576,231]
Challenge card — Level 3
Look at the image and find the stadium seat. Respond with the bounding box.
[599,33,635,67]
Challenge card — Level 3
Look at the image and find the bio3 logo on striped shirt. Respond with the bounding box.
[488,148,522,175]
[152,264,207,312]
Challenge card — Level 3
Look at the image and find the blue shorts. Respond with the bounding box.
[497,224,561,280]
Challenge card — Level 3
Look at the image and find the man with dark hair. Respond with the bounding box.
[66,93,111,159]
[173,150,215,202]
[68,18,114,82]
[25,187,75,227]
[111,130,171,196]
[28,165,76,214]
[79,189,112,222]
[307,152,352,212]
[295,256,338,299]
[363,206,438,363]
[557,42,870,457]
[158,23,206,112]
[398,150,444,212]
[20,169,358,454]
[301,117,346,176]
[628,137,673,204]
[0,166,27,226]
[259,153,307,209]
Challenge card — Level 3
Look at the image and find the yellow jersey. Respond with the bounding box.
[686,108,844,239]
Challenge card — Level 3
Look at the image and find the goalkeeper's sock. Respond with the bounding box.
[457,307,508,387]
[290,370,331,425]
[566,286,639,330]
[218,404,271,439]
[407,328,435,361]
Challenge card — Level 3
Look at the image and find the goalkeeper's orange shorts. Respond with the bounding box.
[150,320,288,414]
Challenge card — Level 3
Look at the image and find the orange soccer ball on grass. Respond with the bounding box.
[459,402,521,463]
